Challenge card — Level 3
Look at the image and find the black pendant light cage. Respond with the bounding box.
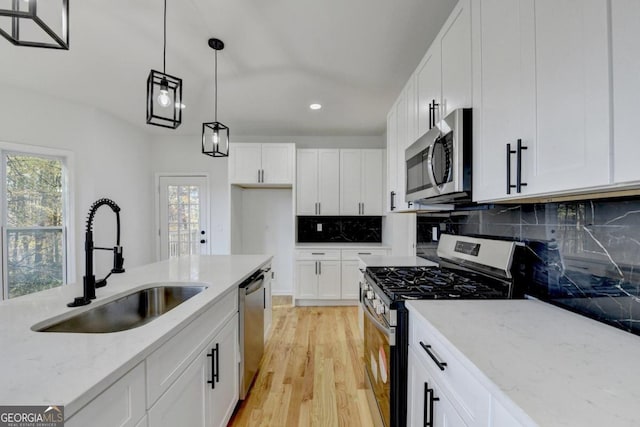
[202,38,229,158]
[147,69,183,129]
[0,0,69,49]
[202,121,229,157]
[146,0,182,129]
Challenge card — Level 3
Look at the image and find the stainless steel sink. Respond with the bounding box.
[35,285,208,333]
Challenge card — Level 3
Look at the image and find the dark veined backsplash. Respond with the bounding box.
[417,198,640,337]
[297,216,382,243]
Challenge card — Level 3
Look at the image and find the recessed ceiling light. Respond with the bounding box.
[309,103,322,110]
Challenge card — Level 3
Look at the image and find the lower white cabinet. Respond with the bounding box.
[264,269,273,341]
[296,259,341,299]
[340,260,360,300]
[148,313,239,427]
[408,348,467,427]
[66,362,146,427]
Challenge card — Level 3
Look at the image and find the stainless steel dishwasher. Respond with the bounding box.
[238,268,268,399]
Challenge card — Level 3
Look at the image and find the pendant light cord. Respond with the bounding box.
[162,0,167,73]
[214,49,218,122]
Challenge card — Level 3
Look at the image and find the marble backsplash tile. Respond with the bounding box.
[297,216,382,243]
[417,198,640,336]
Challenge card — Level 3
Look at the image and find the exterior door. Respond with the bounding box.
[158,176,209,260]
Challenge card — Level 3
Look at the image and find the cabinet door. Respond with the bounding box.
[148,352,209,427]
[208,314,240,427]
[317,260,341,299]
[472,0,536,201]
[395,91,409,206]
[612,0,640,184]
[408,348,467,427]
[417,44,442,138]
[440,0,471,116]
[66,363,146,427]
[340,149,363,215]
[296,149,319,215]
[361,150,384,216]
[386,109,398,212]
[406,75,418,145]
[229,143,262,184]
[296,261,318,298]
[340,260,360,300]
[528,0,610,193]
[318,149,340,215]
[262,143,294,184]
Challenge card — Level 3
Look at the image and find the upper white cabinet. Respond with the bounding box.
[612,0,640,184]
[416,44,442,138]
[440,0,471,117]
[229,143,294,186]
[386,108,398,212]
[340,149,384,216]
[296,149,340,216]
[472,0,611,201]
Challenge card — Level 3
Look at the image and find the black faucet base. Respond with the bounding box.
[68,296,91,307]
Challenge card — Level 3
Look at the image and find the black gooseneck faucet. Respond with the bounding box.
[68,198,125,307]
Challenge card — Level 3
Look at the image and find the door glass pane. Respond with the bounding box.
[166,184,201,258]
[3,153,65,298]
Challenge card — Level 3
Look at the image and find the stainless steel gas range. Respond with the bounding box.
[361,234,525,427]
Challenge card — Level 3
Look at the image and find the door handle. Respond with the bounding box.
[419,341,447,371]
[390,191,396,211]
[516,139,528,193]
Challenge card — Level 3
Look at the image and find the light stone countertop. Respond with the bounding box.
[405,299,640,427]
[358,255,437,267]
[0,255,272,418]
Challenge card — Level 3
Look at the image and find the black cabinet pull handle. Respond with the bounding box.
[516,139,528,193]
[206,343,219,389]
[419,341,447,371]
[319,261,321,275]
[358,252,372,255]
[200,239,206,244]
[429,103,433,130]
[424,382,440,427]
[390,191,396,211]
[506,143,515,194]
[263,287,266,309]
[315,261,318,275]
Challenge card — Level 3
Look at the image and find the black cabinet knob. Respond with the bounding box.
[201,230,206,235]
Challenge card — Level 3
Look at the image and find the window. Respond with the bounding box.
[1,149,70,299]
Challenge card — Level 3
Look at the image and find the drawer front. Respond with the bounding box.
[66,362,146,427]
[146,289,238,406]
[409,308,490,425]
[295,249,341,260]
[341,248,389,261]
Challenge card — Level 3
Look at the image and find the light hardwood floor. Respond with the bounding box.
[229,302,374,426]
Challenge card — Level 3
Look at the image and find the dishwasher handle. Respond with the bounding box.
[242,274,265,295]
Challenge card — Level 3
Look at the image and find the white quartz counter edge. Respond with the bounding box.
[405,299,640,427]
[0,255,272,418]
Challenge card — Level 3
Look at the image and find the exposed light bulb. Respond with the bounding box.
[212,130,219,145]
[157,78,171,108]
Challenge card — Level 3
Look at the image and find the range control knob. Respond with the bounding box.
[367,290,374,300]
[376,304,385,315]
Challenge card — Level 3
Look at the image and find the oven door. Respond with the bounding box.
[363,295,395,427]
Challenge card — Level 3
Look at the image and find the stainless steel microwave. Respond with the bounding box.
[405,108,472,204]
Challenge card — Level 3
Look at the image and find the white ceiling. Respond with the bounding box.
[0,0,457,137]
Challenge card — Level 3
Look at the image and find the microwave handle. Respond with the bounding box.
[424,144,439,193]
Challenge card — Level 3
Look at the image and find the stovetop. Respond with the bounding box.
[366,266,513,302]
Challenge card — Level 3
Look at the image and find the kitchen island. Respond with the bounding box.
[406,299,640,426]
[0,255,271,423]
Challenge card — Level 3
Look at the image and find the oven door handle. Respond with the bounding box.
[363,301,396,346]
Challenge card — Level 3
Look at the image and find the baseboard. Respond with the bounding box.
[294,299,359,307]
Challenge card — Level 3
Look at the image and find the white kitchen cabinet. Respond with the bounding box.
[296,149,340,216]
[340,260,360,300]
[440,0,471,117]
[612,0,640,184]
[408,348,467,427]
[295,259,340,300]
[66,362,146,427]
[417,43,442,138]
[229,143,294,186]
[386,106,398,212]
[148,314,239,427]
[340,149,384,216]
[473,0,610,201]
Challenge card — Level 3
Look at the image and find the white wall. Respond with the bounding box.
[0,85,154,284]
[238,188,293,295]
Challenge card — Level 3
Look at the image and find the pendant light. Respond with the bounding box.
[202,38,229,158]
[0,0,69,49]
[146,0,182,129]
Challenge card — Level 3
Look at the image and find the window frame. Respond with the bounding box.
[0,142,75,300]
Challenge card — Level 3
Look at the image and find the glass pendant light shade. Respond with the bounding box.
[202,38,229,158]
[147,69,183,129]
[0,0,69,49]
[202,121,229,157]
